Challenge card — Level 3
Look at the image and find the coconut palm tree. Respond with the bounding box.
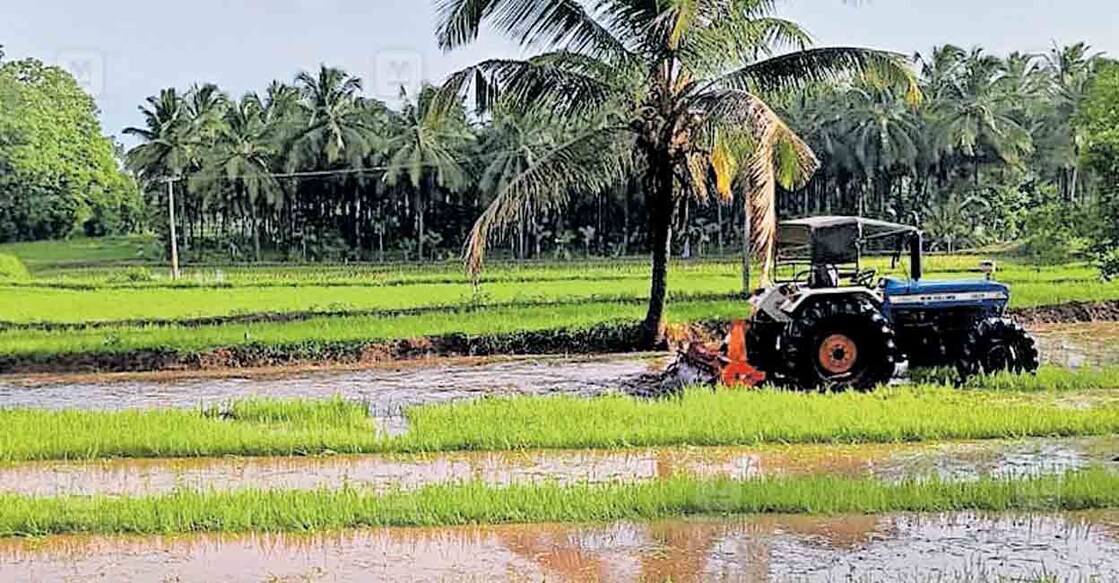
[478,107,566,258]
[288,66,376,170]
[123,88,194,184]
[928,47,1032,187]
[845,84,921,216]
[196,93,281,260]
[1042,42,1102,200]
[383,85,474,261]
[434,0,918,346]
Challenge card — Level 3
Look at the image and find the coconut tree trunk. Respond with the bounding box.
[641,155,675,350]
[741,194,752,296]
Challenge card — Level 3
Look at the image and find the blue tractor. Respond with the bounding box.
[743,216,1039,391]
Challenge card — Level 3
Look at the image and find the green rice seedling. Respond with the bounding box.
[908,366,1119,391]
[0,470,1114,536]
[0,383,1115,462]
[0,299,745,357]
[0,401,381,462]
[398,386,1119,452]
[0,273,745,324]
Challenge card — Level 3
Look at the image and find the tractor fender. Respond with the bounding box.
[780,287,883,317]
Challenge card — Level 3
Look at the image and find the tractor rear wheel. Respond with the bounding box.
[956,318,1040,379]
[779,297,898,392]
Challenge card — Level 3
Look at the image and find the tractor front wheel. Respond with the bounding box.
[779,297,898,392]
[956,318,1040,379]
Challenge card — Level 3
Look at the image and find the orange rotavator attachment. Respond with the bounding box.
[673,320,766,388]
[720,320,766,387]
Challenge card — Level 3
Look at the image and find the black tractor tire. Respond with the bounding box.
[956,318,1041,379]
[745,316,782,378]
[779,296,898,392]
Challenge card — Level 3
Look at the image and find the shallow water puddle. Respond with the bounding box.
[1,511,1115,582]
[0,437,1111,497]
[1032,321,1119,368]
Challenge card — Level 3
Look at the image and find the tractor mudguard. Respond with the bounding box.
[780,287,883,317]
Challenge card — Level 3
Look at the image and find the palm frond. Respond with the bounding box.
[433,55,622,121]
[464,126,630,278]
[436,0,633,63]
[718,47,922,105]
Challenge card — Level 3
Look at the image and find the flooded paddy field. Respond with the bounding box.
[0,437,1112,498]
[0,321,1114,416]
[1032,321,1119,369]
[0,353,669,413]
[2,511,1116,582]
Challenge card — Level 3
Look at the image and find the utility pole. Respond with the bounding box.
[167,177,181,280]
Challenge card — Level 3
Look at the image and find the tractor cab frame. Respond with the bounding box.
[772,216,923,290]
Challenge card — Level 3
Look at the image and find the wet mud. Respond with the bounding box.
[1,511,1116,582]
[1031,321,1119,369]
[0,437,1112,498]
[0,353,669,413]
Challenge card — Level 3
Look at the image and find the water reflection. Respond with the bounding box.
[1,512,1114,582]
[0,437,1112,498]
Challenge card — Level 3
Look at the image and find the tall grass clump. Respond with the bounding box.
[0,470,1114,536]
[0,254,29,281]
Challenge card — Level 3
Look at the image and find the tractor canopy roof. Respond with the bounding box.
[778,216,920,265]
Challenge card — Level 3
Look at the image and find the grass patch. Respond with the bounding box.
[0,470,1114,536]
[0,383,1116,462]
[0,236,156,268]
[0,255,28,281]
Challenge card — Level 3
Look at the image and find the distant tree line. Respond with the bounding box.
[121,43,1115,266]
[0,42,1113,269]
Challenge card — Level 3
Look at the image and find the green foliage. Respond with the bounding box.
[1020,191,1091,267]
[0,59,142,242]
[0,470,1115,536]
[1097,248,1119,281]
[105,266,155,284]
[1080,59,1119,278]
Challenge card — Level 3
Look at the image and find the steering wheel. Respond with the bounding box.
[854,269,878,288]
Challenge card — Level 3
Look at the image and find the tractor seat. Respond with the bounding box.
[808,264,840,289]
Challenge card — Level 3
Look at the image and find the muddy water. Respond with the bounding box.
[1032,321,1119,369]
[0,437,1112,498]
[0,353,668,413]
[2,511,1116,582]
[0,323,1112,416]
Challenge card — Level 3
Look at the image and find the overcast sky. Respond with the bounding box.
[1,0,1115,141]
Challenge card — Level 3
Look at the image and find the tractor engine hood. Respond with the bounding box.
[883,278,1010,308]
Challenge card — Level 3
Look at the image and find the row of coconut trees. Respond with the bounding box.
[123,0,1108,345]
